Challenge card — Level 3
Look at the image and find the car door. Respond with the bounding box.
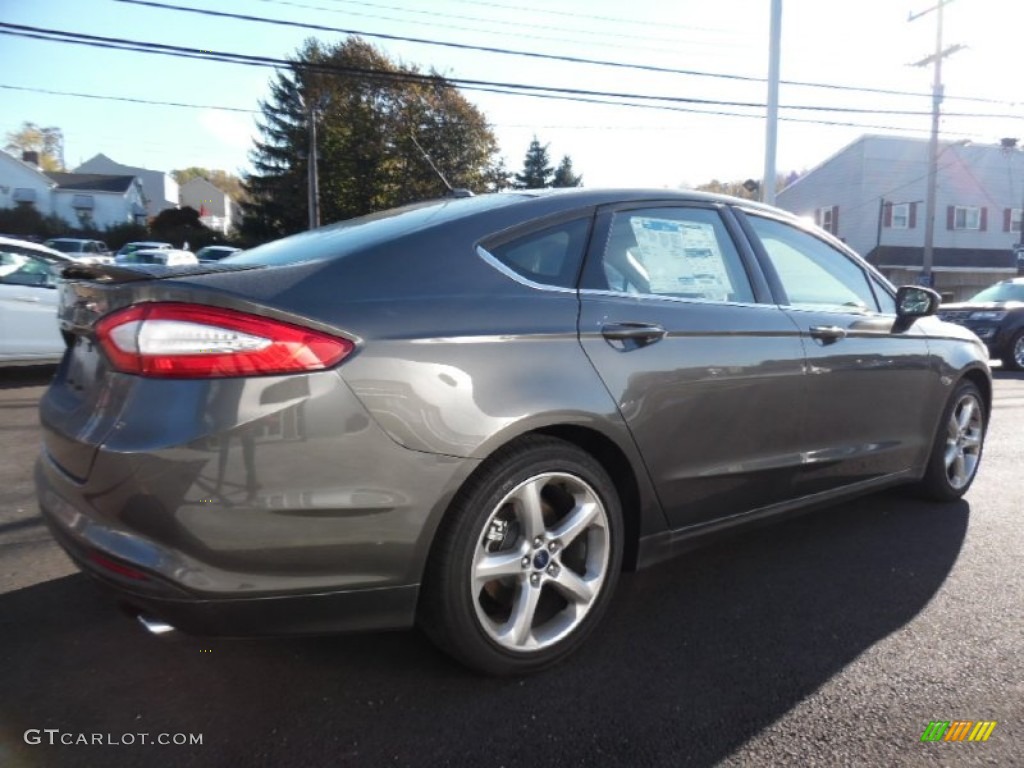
[577,203,808,530]
[737,209,935,496]
[0,248,63,360]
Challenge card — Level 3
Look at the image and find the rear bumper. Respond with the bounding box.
[35,368,481,635]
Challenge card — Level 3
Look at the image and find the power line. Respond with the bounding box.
[1,79,959,135]
[0,22,1014,129]
[253,0,731,52]
[343,0,743,35]
[112,0,1018,107]
[0,83,260,113]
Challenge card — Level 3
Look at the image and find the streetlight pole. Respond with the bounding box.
[762,0,782,205]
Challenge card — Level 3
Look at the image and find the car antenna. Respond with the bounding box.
[409,133,473,199]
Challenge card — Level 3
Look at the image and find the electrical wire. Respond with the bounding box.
[4,21,1020,120]
[113,0,1021,106]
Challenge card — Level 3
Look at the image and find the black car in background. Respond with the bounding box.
[939,278,1024,370]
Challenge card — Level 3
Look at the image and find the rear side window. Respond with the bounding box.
[485,218,591,289]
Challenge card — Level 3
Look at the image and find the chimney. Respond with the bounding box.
[21,150,40,167]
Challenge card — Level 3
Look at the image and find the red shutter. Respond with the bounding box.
[909,202,917,229]
[946,206,955,230]
[831,205,839,235]
[1004,208,1012,232]
[883,202,892,227]
[980,207,988,231]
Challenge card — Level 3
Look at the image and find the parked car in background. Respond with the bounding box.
[115,248,198,267]
[115,241,173,259]
[0,236,71,365]
[938,277,1024,370]
[195,245,242,262]
[43,237,112,264]
[37,189,991,675]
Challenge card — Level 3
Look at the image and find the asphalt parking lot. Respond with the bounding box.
[1,365,1021,768]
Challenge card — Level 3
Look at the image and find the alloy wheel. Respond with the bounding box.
[470,472,610,652]
[943,392,983,490]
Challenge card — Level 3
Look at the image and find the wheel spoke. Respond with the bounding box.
[950,452,966,485]
[474,551,526,586]
[512,478,547,542]
[550,567,596,606]
[550,500,600,547]
[498,581,542,647]
[956,399,976,431]
[943,442,958,468]
[961,432,982,451]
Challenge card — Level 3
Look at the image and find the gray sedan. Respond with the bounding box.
[36,189,990,674]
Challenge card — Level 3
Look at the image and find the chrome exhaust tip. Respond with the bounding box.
[136,614,175,635]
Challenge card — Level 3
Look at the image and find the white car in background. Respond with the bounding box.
[114,248,198,267]
[0,236,71,365]
[43,237,113,264]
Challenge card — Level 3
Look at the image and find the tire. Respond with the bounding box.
[419,436,624,676]
[914,380,986,501]
[1001,329,1024,371]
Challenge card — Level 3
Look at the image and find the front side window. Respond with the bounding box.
[0,250,58,287]
[747,215,879,312]
[590,207,755,303]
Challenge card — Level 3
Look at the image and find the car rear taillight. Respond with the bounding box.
[95,302,353,378]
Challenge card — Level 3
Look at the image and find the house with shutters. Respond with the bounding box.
[0,149,147,230]
[776,134,1023,300]
[74,153,178,217]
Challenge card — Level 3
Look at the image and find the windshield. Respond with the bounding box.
[969,282,1024,303]
[46,240,84,253]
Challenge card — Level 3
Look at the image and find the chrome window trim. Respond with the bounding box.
[578,287,767,310]
[475,245,576,294]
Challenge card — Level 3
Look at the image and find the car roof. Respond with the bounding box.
[0,235,71,260]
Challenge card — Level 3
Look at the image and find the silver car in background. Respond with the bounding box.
[35,190,991,674]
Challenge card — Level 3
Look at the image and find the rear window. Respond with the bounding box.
[227,194,532,267]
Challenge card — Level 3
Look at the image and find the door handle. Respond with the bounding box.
[601,322,667,348]
[14,295,42,303]
[809,325,847,343]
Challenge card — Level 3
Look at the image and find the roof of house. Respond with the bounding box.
[44,172,137,193]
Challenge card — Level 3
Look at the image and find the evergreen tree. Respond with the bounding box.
[242,38,501,241]
[551,155,582,188]
[514,137,554,189]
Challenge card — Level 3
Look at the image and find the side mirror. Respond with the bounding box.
[895,285,941,319]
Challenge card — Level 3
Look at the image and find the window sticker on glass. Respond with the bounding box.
[628,218,734,301]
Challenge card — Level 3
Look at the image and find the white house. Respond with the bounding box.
[776,134,1024,299]
[0,150,147,230]
[179,177,238,235]
[74,153,178,216]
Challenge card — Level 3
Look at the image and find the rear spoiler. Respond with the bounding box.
[60,261,265,283]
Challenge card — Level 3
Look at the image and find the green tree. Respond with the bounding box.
[242,37,501,240]
[4,122,63,171]
[514,137,554,189]
[551,155,582,188]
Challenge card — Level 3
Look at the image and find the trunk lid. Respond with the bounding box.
[41,263,266,480]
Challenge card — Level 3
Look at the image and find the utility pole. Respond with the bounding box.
[911,0,963,286]
[307,100,320,230]
[762,0,782,205]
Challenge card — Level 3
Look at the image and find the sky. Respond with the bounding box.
[0,0,1021,191]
